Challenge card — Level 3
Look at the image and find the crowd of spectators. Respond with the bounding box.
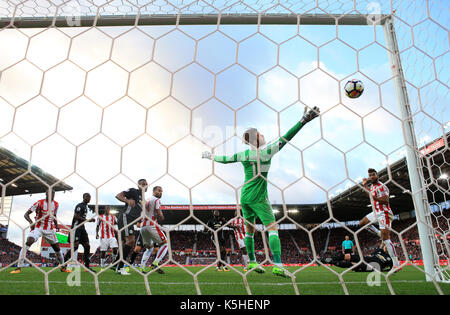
[0,239,48,266]
[0,224,7,240]
[1,209,448,266]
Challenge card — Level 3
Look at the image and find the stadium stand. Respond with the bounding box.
[2,209,448,267]
[0,239,49,267]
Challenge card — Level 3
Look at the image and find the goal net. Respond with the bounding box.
[0,0,448,295]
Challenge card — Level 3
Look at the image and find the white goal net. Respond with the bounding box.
[0,0,448,295]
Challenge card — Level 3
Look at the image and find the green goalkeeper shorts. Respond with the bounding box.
[241,199,276,226]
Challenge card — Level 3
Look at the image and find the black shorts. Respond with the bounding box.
[117,213,137,240]
[211,234,226,248]
[344,249,353,254]
[68,227,89,244]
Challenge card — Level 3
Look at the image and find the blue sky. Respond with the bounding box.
[0,0,448,251]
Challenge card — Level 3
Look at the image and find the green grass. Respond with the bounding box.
[0,265,449,295]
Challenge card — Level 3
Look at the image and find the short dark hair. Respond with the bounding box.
[153,186,162,192]
[46,190,54,198]
[368,168,377,174]
[243,128,258,145]
[83,193,90,198]
[138,179,147,184]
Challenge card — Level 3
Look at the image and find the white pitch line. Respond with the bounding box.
[0,279,431,286]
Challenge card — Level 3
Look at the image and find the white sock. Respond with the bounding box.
[100,258,105,268]
[153,244,168,264]
[384,239,399,267]
[56,251,64,266]
[18,245,29,267]
[367,225,381,237]
[242,254,249,267]
[141,248,152,267]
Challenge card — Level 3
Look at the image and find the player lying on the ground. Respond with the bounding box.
[11,190,71,274]
[202,106,320,278]
[322,246,393,272]
[64,192,96,272]
[96,206,119,269]
[359,168,401,272]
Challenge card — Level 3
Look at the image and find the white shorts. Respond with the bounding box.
[140,225,166,247]
[28,227,58,245]
[236,238,245,249]
[100,237,118,251]
[366,210,394,230]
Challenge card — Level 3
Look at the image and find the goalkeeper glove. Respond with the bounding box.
[300,106,320,125]
[202,151,213,160]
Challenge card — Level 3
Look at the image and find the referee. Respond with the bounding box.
[342,235,355,255]
[113,178,148,275]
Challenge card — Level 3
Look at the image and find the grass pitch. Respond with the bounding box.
[0,265,449,295]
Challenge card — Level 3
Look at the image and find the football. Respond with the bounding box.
[344,79,364,98]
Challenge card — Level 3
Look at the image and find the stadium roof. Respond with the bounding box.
[94,133,450,225]
[0,146,73,196]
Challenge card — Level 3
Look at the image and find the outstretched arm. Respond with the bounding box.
[265,106,320,156]
[202,151,247,164]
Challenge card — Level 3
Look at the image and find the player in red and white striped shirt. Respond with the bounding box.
[230,210,249,270]
[359,168,400,271]
[10,190,71,274]
[96,206,118,268]
[140,186,168,274]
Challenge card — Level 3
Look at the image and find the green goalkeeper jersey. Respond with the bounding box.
[214,120,305,204]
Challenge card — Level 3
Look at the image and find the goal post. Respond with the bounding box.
[383,16,446,283]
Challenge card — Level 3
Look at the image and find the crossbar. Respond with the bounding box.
[2,13,390,28]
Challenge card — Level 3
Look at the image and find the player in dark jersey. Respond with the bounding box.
[206,210,229,271]
[323,246,393,272]
[113,178,148,275]
[64,193,96,272]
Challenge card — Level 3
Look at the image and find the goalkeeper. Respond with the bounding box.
[202,106,320,277]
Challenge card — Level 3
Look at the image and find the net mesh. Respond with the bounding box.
[0,0,449,295]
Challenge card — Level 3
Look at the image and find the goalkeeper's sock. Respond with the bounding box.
[268,230,282,267]
[244,233,255,262]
